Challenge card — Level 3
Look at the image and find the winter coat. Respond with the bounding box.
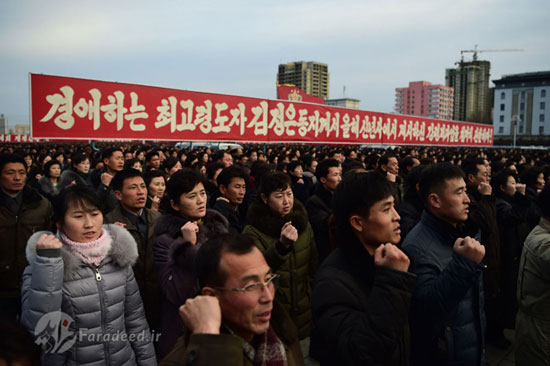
[153,210,229,359]
[494,191,531,328]
[402,210,486,366]
[87,167,117,214]
[305,184,333,262]
[37,175,61,202]
[105,204,163,332]
[212,199,246,234]
[59,169,89,190]
[20,224,157,366]
[515,217,550,366]
[310,235,417,365]
[0,185,52,300]
[242,199,318,339]
[397,194,424,244]
[159,299,304,366]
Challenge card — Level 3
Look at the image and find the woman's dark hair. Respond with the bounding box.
[206,162,224,180]
[333,171,394,247]
[70,151,89,169]
[258,171,291,197]
[491,168,516,197]
[43,160,61,178]
[53,185,103,225]
[124,158,142,170]
[162,157,180,174]
[539,185,550,217]
[144,169,165,188]
[161,168,205,214]
[520,166,543,189]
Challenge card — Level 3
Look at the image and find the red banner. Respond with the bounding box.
[30,74,493,146]
[0,134,39,143]
[277,84,326,105]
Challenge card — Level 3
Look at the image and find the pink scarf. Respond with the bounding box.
[58,229,112,267]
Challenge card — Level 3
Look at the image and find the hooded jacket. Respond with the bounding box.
[153,209,229,359]
[242,199,318,339]
[20,224,156,366]
[37,175,61,202]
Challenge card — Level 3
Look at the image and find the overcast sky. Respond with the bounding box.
[1,0,548,127]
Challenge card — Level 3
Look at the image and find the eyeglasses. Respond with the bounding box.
[214,274,280,294]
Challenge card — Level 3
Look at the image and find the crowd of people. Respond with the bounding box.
[0,141,549,365]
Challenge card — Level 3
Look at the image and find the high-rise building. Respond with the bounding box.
[277,61,329,99]
[493,71,550,137]
[0,114,7,134]
[394,81,454,120]
[446,60,492,124]
[325,98,360,109]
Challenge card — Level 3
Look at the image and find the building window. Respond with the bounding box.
[519,126,524,133]
[540,126,545,135]
[520,114,524,121]
[542,89,547,98]
[500,92,505,100]
[541,102,546,110]
[499,115,504,122]
[541,114,545,122]
[500,104,505,111]
[520,102,525,110]
[499,127,504,133]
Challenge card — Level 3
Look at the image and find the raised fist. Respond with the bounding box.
[453,236,485,264]
[151,196,161,211]
[181,221,199,245]
[478,182,492,195]
[179,296,221,335]
[374,243,410,272]
[36,234,63,250]
[386,172,397,183]
[101,172,113,186]
[279,221,298,248]
[516,183,526,195]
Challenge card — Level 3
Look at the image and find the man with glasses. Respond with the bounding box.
[160,233,304,365]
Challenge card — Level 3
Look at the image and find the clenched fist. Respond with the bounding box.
[181,221,199,245]
[453,236,485,264]
[374,243,410,272]
[478,182,492,195]
[279,221,298,248]
[100,172,113,186]
[179,296,221,334]
[36,234,63,250]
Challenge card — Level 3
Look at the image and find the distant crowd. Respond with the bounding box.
[1,141,550,366]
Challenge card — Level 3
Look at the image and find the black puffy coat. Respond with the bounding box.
[310,234,416,365]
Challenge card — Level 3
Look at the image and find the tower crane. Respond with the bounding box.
[460,44,523,62]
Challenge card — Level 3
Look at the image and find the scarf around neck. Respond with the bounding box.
[227,324,288,366]
[58,228,112,267]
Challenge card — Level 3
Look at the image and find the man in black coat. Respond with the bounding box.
[310,171,416,365]
[305,159,341,262]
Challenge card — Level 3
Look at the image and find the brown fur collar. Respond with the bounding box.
[246,198,309,237]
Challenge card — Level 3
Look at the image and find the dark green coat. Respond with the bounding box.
[242,199,318,339]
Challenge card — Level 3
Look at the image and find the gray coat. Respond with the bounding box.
[21,224,157,366]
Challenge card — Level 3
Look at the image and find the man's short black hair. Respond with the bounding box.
[333,171,394,248]
[195,233,257,288]
[378,153,397,169]
[419,163,465,204]
[143,169,165,188]
[217,166,247,188]
[315,159,340,180]
[145,150,160,162]
[111,168,144,192]
[520,166,544,190]
[0,153,26,172]
[259,171,291,197]
[462,158,486,179]
[101,147,123,161]
[213,150,230,163]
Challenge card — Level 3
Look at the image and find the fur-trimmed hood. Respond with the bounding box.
[246,198,309,238]
[38,175,60,197]
[154,209,229,239]
[26,224,138,280]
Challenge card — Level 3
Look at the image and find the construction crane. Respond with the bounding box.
[460,44,523,62]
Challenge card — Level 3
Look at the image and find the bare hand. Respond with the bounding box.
[478,182,492,195]
[297,179,304,184]
[453,236,485,264]
[179,296,221,334]
[279,221,298,248]
[386,172,396,183]
[216,197,230,203]
[181,221,199,245]
[36,234,63,249]
[114,222,126,228]
[374,243,410,272]
[516,183,526,195]
[151,196,161,211]
[101,172,113,186]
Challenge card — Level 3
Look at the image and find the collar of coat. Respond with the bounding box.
[153,209,229,239]
[26,224,139,280]
[246,198,309,237]
[312,183,333,209]
[337,233,376,289]
[38,175,60,197]
[421,209,463,243]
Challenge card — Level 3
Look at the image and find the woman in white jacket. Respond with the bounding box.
[21,185,157,365]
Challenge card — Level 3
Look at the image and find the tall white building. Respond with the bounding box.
[0,114,7,134]
[493,71,550,136]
